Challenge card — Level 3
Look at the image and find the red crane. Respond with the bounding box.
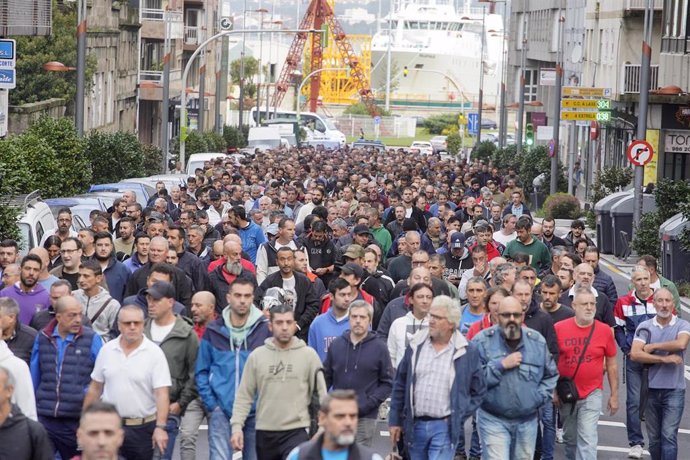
[271,0,378,115]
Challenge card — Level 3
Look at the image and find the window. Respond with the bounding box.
[662,0,689,53]
[524,69,538,102]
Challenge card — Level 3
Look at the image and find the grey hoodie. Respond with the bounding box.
[230,336,326,432]
[73,287,121,341]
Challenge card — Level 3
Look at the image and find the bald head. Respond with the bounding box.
[191,291,216,326]
[29,247,50,273]
[54,295,81,314]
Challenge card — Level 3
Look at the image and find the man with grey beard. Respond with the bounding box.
[208,240,257,313]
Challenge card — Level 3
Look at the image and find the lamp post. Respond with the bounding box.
[253,8,268,123]
[238,0,248,127]
[550,5,565,194]
[477,8,486,147]
[516,10,527,157]
[179,28,319,167]
[296,67,349,121]
[75,0,87,137]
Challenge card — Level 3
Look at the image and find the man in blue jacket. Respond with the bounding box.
[29,295,103,460]
[323,300,393,446]
[472,295,558,460]
[308,278,356,361]
[195,278,271,460]
[94,231,131,303]
[389,295,486,460]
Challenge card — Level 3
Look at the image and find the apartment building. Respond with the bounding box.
[137,0,222,145]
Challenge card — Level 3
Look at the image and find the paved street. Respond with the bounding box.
[174,254,690,460]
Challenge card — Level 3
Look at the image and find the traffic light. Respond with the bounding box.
[525,123,534,146]
[403,66,408,77]
[321,24,328,48]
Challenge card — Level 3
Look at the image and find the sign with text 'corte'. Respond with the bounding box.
[665,131,690,153]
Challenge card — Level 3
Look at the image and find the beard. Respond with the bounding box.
[656,309,672,319]
[329,432,355,447]
[95,252,111,262]
[502,322,520,340]
[225,260,242,275]
[312,197,323,206]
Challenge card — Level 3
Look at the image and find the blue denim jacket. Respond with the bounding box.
[473,325,559,420]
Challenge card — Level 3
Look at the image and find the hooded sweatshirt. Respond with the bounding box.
[73,287,121,341]
[222,305,265,347]
[0,404,53,460]
[230,337,326,432]
[387,311,429,368]
[0,340,37,421]
[0,283,50,325]
[307,309,351,362]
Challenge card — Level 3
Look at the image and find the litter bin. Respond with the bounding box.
[594,191,631,255]
[610,194,657,258]
[660,213,690,283]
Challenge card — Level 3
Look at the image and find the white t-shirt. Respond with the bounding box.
[91,336,171,418]
[493,230,517,246]
[282,275,297,310]
[150,321,175,345]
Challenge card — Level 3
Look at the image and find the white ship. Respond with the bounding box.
[371,0,505,107]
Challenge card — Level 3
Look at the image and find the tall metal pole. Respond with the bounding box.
[75,0,87,137]
[567,120,576,194]
[476,6,486,147]
[255,10,266,122]
[160,11,172,173]
[384,8,393,112]
[238,0,247,127]
[633,0,654,235]
[498,1,508,150]
[516,10,527,157]
[550,7,564,194]
[179,28,318,166]
[199,63,206,132]
[296,68,348,121]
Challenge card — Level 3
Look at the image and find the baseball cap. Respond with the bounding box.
[340,262,364,279]
[209,190,221,200]
[450,232,466,249]
[352,224,371,235]
[144,281,176,300]
[343,244,365,260]
[266,223,279,236]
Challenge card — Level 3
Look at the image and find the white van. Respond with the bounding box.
[249,108,346,147]
[186,153,229,177]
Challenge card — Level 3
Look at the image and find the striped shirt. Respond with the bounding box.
[414,339,454,418]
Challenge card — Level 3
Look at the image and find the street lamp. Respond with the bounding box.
[253,8,269,123]
[42,61,76,72]
[296,67,349,121]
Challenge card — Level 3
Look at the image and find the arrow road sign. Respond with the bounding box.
[467,113,479,134]
[627,139,654,166]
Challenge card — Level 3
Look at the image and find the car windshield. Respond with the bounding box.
[324,118,337,130]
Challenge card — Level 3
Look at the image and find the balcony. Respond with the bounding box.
[139,70,163,84]
[185,26,199,45]
[625,0,663,10]
[622,64,659,94]
[141,0,164,21]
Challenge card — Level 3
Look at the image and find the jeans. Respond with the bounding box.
[538,402,556,460]
[409,419,454,460]
[455,412,481,458]
[561,389,602,460]
[179,398,207,460]
[160,414,181,460]
[208,406,256,460]
[38,415,79,460]
[356,417,377,447]
[477,409,538,460]
[645,388,685,460]
[625,356,645,447]
[121,421,155,460]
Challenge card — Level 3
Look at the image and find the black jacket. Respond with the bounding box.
[294,433,380,460]
[125,263,193,308]
[176,250,211,292]
[208,265,258,313]
[5,323,37,365]
[257,271,320,340]
[0,405,53,460]
[524,297,559,361]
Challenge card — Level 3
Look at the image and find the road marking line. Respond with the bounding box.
[596,446,650,454]
[597,420,626,428]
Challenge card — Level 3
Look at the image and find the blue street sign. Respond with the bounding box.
[0,69,15,89]
[0,40,15,60]
[373,115,381,125]
[467,112,479,134]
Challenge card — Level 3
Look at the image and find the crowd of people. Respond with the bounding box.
[0,146,688,460]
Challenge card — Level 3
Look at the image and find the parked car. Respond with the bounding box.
[88,183,153,207]
[351,139,387,152]
[14,191,57,255]
[410,141,433,156]
[122,174,187,192]
[44,197,107,231]
[480,133,498,144]
[430,135,448,153]
[481,119,498,130]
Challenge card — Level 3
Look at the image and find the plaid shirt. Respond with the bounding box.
[414,338,454,418]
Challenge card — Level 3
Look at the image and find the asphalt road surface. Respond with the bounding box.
[174,261,690,459]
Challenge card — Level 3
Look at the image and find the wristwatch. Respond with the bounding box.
[155,424,167,430]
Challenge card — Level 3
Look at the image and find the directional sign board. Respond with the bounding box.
[561,99,611,110]
[562,86,612,98]
[561,111,611,122]
[373,115,381,125]
[627,139,654,166]
[467,112,479,134]
[0,39,16,90]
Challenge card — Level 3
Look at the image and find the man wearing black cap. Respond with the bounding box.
[207,190,228,227]
[444,231,474,287]
[143,281,199,459]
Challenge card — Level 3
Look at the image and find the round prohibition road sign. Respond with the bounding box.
[626,139,654,166]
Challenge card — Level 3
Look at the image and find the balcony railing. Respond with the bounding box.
[625,0,663,9]
[141,8,165,21]
[139,70,163,84]
[622,64,659,94]
[185,26,199,45]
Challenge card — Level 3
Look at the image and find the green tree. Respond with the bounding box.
[24,116,91,196]
[203,131,226,152]
[85,131,145,184]
[519,145,567,194]
[11,1,96,106]
[423,113,459,135]
[491,144,521,173]
[230,57,259,99]
[141,144,164,176]
[223,125,247,148]
[446,133,462,155]
[342,102,391,117]
[472,141,496,163]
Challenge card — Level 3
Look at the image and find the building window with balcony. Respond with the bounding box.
[662,0,689,53]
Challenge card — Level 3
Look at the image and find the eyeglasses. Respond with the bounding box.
[60,248,80,255]
[498,312,522,319]
[411,260,428,266]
